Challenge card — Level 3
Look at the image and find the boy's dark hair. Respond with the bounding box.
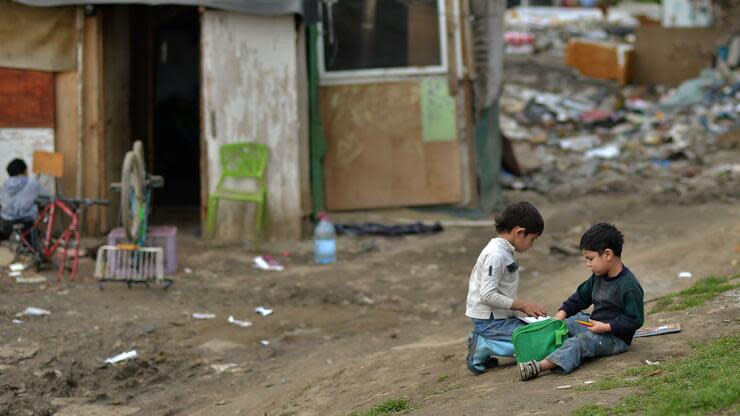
[6,159,27,177]
[494,201,544,235]
[580,223,624,257]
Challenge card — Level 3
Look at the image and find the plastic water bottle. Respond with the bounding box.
[314,212,336,264]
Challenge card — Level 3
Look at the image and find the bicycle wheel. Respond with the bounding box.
[121,150,145,242]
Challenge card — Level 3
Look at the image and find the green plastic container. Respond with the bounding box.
[512,318,569,363]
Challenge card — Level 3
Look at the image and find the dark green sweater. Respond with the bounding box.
[560,266,644,345]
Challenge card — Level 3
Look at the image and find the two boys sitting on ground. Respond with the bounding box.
[465,202,644,380]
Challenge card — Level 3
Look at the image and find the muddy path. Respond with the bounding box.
[1,194,738,415]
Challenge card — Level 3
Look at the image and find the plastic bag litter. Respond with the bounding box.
[18,307,50,317]
[255,306,273,317]
[105,350,138,364]
[227,315,253,328]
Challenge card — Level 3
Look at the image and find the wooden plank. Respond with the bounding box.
[54,71,79,196]
[321,81,461,211]
[100,6,131,232]
[82,14,103,234]
[201,12,302,240]
[565,39,633,86]
[0,68,54,127]
[631,26,723,87]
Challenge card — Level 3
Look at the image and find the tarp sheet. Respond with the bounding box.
[0,0,76,71]
[14,0,304,15]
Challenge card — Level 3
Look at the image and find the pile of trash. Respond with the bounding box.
[500,65,740,201]
[503,5,648,58]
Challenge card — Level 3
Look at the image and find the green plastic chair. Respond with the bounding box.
[207,142,269,239]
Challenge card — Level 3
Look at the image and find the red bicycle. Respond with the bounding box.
[10,195,108,280]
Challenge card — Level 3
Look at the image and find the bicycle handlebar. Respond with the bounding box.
[37,196,110,206]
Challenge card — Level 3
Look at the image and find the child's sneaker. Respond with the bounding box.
[518,360,541,381]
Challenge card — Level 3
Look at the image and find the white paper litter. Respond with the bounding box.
[646,359,660,366]
[184,267,192,274]
[259,340,270,346]
[104,350,138,364]
[16,276,47,284]
[678,271,693,279]
[192,313,216,320]
[556,384,572,390]
[253,256,284,271]
[12,319,23,324]
[9,271,22,278]
[255,306,273,317]
[227,315,253,328]
[583,380,595,385]
[9,263,26,272]
[585,144,620,159]
[18,307,50,317]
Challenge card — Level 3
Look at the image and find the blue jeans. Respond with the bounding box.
[546,312,629,373]
[471,316,525,341]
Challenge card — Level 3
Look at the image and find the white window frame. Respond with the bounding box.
[318,0,448,85]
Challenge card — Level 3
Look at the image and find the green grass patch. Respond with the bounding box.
[571,334,740,415]
[652,274,740,313]
[436,374,449,383]
[348,398,410,416]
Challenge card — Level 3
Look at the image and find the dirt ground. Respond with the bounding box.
[1,191,739,416]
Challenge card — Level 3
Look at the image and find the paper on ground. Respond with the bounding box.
[255,306,273,317]
[105,350,138,364]
[192,313,216,320]
[10,263,26,272]
[253,256,284,271]
[227,315,253,328]
[19,307,50,316]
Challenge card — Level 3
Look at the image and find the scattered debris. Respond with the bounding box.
[17,307,50,317]
[259,340,270,346]
[12,319,22,324]
[9,263,26,272]
[253,255,284,271]
[556,384,573,390]
[678,271,693,279]
[583,380,595,385]
[645,359,660,366]
[255,306,273,317]
[334,222,443,236]
[184,267,193,274]
[104,350,138,364]
[634,323,682,338]
[192,313,216,320]
[210,363,238,373]
[15,275,47,284]
[227,315,253,328]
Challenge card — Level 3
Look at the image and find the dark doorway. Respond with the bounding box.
[130,6,200,214]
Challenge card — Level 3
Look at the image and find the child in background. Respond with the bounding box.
[0,159,50,240]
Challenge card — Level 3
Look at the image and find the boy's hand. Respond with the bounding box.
[521,302,548,318]
[587,319,612,333]
[553,310,567,321]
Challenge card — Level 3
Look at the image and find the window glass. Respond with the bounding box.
[322,0,441,71]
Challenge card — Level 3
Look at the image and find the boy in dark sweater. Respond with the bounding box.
[519,223,644,380]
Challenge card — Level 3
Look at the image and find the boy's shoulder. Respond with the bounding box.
[620,266,644,291]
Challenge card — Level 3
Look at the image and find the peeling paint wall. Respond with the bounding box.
[201,11,301,241]
[0,128,55,190]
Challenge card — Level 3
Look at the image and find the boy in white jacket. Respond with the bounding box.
[465,201,547,374]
